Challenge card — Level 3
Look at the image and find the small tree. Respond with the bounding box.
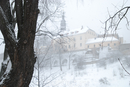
[105,3,130,75]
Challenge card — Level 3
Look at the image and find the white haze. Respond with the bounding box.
[64,0,130,43]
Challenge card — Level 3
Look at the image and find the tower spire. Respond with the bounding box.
[60,12,66,31]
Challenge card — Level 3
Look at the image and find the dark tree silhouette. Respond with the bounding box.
[0,0,39,87]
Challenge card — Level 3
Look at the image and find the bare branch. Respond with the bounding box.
[36,5,60,33]
[118,58,130,75]
[0,6,17,46]
[0,38,4,40]
[42,72,65,87]
[39,41,53,65]
[105,6,130,32]
[0,42,4,45]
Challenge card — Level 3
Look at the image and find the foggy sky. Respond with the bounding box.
[64,0,130,43]
[0,0,130,54]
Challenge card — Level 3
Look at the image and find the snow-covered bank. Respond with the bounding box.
[30,60,130,87]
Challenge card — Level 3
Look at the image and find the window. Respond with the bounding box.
[114,43,116,46]
[80,36,82,40]
[80,43,82,47]
[88,45,89,48]
[69,45,71,48]
[94,44,95,47]
[108,44,110,46]
[74,44,76,48]
[99,44,101,46]
[74,38,76,41]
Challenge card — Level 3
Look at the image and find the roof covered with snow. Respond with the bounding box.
[53,27,90,39]
[60,27,89,36]
[86,37,118,44]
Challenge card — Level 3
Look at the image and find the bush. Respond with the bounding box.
[118,67,124,78]
[75,57,86,70]
[123,57,130,67]
[113,69,116,76]
[96,60,106,68]
[99,77,110,85]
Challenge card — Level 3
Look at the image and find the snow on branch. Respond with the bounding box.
[0,6,9,24]
[0,6,17,46]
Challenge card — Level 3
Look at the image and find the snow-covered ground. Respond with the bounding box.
[0,52,129,87]
[30,60,130,87]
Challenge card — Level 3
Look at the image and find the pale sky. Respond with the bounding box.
[0,0,130,54]
[63,0,130,42]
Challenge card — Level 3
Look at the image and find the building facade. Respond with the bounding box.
[52,27,123,52]
[52,13,123,53]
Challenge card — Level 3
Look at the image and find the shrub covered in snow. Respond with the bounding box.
[96,59,106,68]
[123,56,130,67]
[75,56,86,70]
[99,77,110,85]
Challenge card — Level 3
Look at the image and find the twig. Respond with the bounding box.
[105,6,130,34]
[118,58,130,75]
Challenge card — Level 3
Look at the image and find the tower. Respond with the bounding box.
[60,12,66,31]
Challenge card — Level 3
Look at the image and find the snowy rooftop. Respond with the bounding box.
[53,27,89,39]
[60,27,89,36]
[86,37,118,44]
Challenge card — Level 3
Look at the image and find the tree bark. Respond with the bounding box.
[0,0,39,87]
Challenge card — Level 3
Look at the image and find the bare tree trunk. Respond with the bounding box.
[0,0,39,87]
[37,59,40,87]
[69,56,71,69]
[59,55,62,71]
[0,46,9,78]
[50,57,52,70]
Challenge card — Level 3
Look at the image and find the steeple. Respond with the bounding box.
[60,12,66,31]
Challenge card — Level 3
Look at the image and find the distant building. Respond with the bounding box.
[52,13,123,53]
[119,43,130,55]
[52,27,123,52]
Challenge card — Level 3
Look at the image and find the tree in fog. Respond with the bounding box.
[105,3,130,74]
[54,38,64,71]
[33,37,54,87]
[53,35,69,71]
[105,5,130,35]
[104,4,130,60]
[68,51,73,69]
